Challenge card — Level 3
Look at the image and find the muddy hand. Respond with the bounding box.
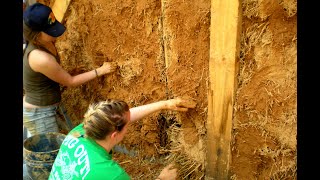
[101,62,117,74]
[158,163,178,180]
[165,96,197,111]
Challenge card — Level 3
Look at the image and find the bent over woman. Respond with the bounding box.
[49,97,196,180]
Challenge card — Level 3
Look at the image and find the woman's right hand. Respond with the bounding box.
[164,96,197,112]
[99,62,117,75]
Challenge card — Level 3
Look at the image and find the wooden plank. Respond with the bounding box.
[161,0,170,69]
[25,0,37,7]
[206,0,241,179]
[51,0,72,23]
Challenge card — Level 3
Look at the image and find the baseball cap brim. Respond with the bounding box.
[43,21,66,37]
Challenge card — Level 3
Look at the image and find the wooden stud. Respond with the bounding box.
[51,0,72,23]
[206,0,241,179]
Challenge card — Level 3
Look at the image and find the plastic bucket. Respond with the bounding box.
[23,132,66,180]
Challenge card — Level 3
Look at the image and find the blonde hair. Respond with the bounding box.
[82,99,129,140]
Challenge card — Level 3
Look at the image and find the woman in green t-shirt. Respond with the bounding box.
[49,97,196,180]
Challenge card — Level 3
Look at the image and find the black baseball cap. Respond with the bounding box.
[23,3,66,37]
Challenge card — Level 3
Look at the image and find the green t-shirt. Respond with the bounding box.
[49,124,130,180]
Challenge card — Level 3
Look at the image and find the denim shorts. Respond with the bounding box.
[23,104,59,136]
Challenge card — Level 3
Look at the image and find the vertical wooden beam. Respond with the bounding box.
[206,0,241,179]
[161,0,170,69]
[51,0,72,23]
[25,0,37,7]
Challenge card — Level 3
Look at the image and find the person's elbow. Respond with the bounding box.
[60,78,78,88]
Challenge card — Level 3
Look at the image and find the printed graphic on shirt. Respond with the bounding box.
[51,135,91,180]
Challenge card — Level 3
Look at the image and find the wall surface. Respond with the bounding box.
[230,0,297,179]
[40,0,297,179]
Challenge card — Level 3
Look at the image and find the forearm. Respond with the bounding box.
[129,100,168,122]
[68,69,100,87]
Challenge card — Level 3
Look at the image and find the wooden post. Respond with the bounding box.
[206,0,241,179]
[25,0,37,7]
[51,0,72,23]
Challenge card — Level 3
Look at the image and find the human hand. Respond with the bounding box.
[157,164,177,180]
[99,62,117,75]
[165,96,197,112]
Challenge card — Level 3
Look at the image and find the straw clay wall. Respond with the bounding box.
[37,0,297,179]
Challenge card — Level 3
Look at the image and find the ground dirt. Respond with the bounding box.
[38,0,297,179]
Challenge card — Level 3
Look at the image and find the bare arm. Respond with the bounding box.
[129,97,196,122]
[29,50,117,87]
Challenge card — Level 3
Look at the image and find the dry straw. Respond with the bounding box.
[156,122,205,179]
